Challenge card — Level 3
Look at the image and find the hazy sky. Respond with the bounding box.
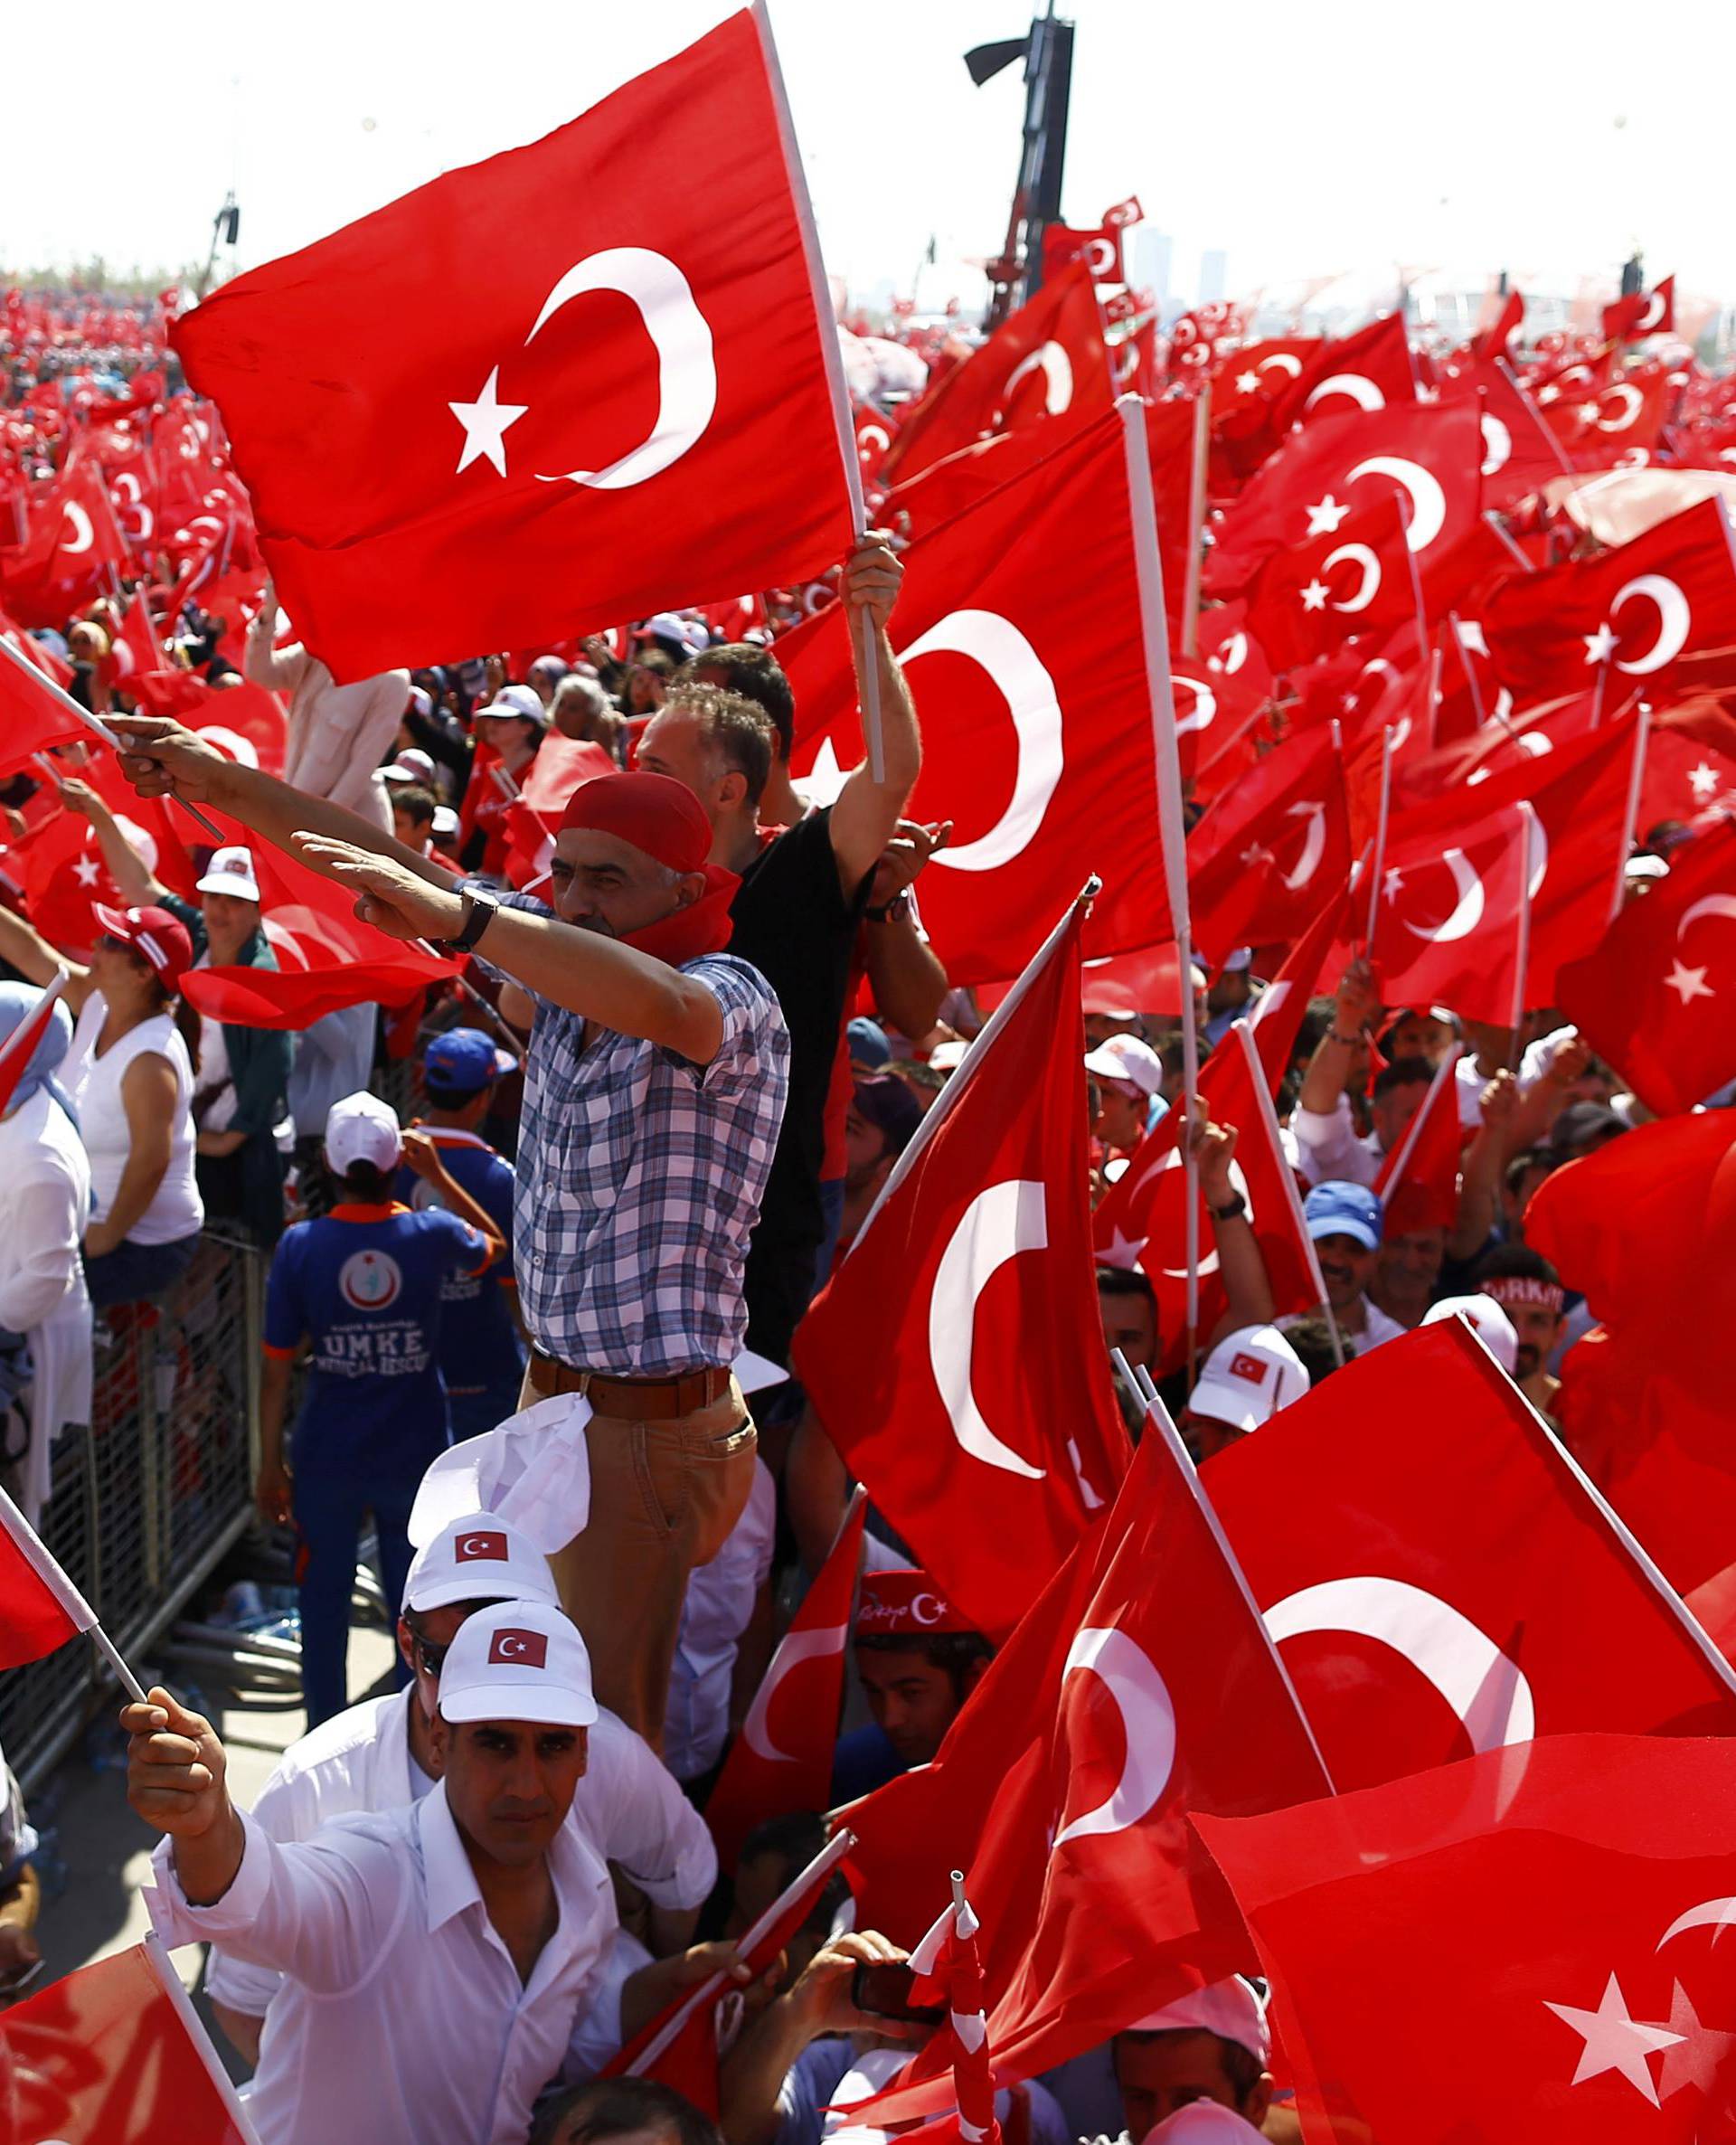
[7,0,1731,316]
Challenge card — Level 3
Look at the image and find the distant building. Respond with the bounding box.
[1199,248,1228,305]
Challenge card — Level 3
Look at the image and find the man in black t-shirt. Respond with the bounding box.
[636,538,921,1364]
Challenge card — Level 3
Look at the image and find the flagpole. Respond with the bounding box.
[1140,1387,1340,1793]
[751,0,886,782]
[1446,610,1490,728]
[1362,726,1397,951]
[1180,384,1211,659]
[1610,702,1651,923]
[1509,802,1539,1063]
[143,1931,267,2144]
[1118,393,1202,1355]
[1377,1042,1461,1199]
[1,634,227,842]
[1495,356,1578,480]
[1230,1020,1344,1370]
[851,879,1099,1252]
[0,1482,147,1701]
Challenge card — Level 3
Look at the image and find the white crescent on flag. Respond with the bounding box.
[929,1178,1048,1481]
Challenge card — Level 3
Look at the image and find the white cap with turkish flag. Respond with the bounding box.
[437,1599,598,1728]
[1126,1975,1271,2064]
[401,1514,558,1615]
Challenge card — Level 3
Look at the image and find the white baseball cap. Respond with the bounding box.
[1423,1293,1519,1375]
[437,1598,599,1728]
[380,748,437,787]
[1083,1033,1165,1098]
[1187,1326,1310,1434]
[402,1514,559,1615]
[1126,1977,1271,2065]
[324,1091,403,1175]
[194,844,261,903]
[1140,2106,1267,2144]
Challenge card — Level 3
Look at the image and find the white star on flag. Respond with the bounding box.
[449,367,529,477]
[72,854,101,888]
[1241,842,1275,868]
[1582,625,1618,665]
[1665,959,1714,1006]
[1099,1227,1148,1268]
[1689,761,1721,800]
[1577,400,1601,423]
[1300,579,1329,612]
[1657,1980,1736,2102]
[1305,494,1351,536]
[1382,868,1405,903]
[1236,370,1260,393]
[1544,1972,1684,2105]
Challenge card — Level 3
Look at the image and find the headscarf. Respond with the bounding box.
[557,771,738,967]
[0,984,78,1129]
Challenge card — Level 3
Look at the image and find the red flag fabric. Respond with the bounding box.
[792,901,1131,1639]
[1602,272,1675,340]
[1202,1319,1736,1796]
[0,1481,98,1669]
[1186,727,1350,962]
[782,408,1178,983]
[1271,314,1418,431]
[918,1888,1002,2145]
[501,734,617,891]
[1474,287,1525,362]
[700,1489,866,1868]
[1485,499,1736,702]
[1555,818,1736,1115]
[1245,490,1415,671]
[0,974,66,1119]
[1370,798,1535,1025]
[843,1415,1333,2125]
[1195,1732,1736,2145]
[173,13,857,681]
[0,638,90,775]
[1373,1046,1463,1233]
[878,262,1111,486]
[0,458,130,627]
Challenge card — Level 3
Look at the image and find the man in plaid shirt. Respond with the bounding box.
[112,723,788,1751]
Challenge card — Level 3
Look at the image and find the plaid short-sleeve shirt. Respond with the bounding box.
[479,891,789,1374]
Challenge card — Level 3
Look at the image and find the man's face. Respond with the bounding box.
[1498,1297,1563,1381]
[1314,1231,1376,1311]
[548,828,693,939]
[1114,2030,1268,2134]
[636,706,730,825]
[843,1102,892,1195]
[440,1717,589,1867]
[200,889,258,947]
[855,1645,970,1766]
[1093,1079,1146,1154]
[1099,1283,1158,1371]
[1389,1014,1453,1064]
[1377,1226,1446,1299]
[1371,1077,1430,1152]
[1502,1159,1551,1235]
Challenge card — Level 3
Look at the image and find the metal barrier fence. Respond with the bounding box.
[0,1230,263,1792]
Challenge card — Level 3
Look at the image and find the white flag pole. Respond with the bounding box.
[1609,702,1652,924]
[143,1932,267,2142]
[752,0,886,782]
[1230,1019,1345,1369]
[1363,726,1397,950]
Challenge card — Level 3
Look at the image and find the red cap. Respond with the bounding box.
[557,769,712,874]
[92,903,193,990]
[856,1570,976,1639]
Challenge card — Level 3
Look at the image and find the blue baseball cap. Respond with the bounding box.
[846,1016,892,1071]
[1303,1180,1382,1252]
[423,1027,517,1101]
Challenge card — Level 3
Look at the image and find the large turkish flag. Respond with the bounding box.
[792,899,1130,1639]
[781,407,1179,983]
[1202,1320,1736,1795]
[173,11,856,679]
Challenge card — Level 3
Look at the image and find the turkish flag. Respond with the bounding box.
[1639,714,1736,833]
[1270,313,1419,432]
[1439,359,1575,513]
[2,1934,256,2142]
[1543,370,1676,467]
[0,458,129,627]
[1040,225,1123,285]
[1369,799,1536,1026]
[1556,817,1736,1115]
[1373,1047,1463,1234]
[1196,1732,1736,2145]
[502,735,618,891]
[843,1418,1334,2125]
[0,1481,98,1670]
[1208,336,1326,482]
[0,636,90,776]
[107,591,166,689]
[1474,287,1525,362]
[0,600,74,689]
[17,806,131,953]
[1486,499,1736,702]
[1245,490,1414,671]
[1204,401,1484,604]
[701,1490,865,1868]
[1202,1318,1736,1795]
[173,12,858,681]
[853,400,898,480]
[879,262,1111,487]
[782,408,1179,984]
[1187,728,1351,963]
[792,900,1131,1639]
[1602,273,1676,341]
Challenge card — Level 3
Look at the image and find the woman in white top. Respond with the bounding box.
[0,896,204,1309]
[0,983,93,1525]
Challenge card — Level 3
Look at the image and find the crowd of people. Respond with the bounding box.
[0,224,1732,2145]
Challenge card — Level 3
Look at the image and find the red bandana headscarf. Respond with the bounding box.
[557,771,738,968]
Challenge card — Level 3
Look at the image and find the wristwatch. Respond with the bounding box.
[1209,1192,1247,1223]
[864,889,914,924]
[441,887,499,953]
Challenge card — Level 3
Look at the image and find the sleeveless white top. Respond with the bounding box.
[65,993,204,1247]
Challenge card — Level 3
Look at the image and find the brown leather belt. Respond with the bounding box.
[525,1349,732,1420]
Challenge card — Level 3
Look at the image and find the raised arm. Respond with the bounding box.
[1194,1112,1278,1340]
[0,904,92,1007]
[56,776,163,904]
[242,581,305,693]
[861,820,952,1042]
[826,537,923,896]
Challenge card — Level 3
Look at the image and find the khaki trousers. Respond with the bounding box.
[518,1371,758,1752]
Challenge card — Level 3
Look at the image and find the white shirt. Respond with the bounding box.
[665,1457,776,1781]
[0,1091,92,1522]
[207,1686,715,2018]
[150,1785,615,2145]
[1291,1095,1382,1188]
[64,993,203,1245]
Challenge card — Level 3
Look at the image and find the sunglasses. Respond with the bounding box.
[411,1631,448,1678]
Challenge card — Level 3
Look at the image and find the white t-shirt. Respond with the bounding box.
[64,994,203,1245]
